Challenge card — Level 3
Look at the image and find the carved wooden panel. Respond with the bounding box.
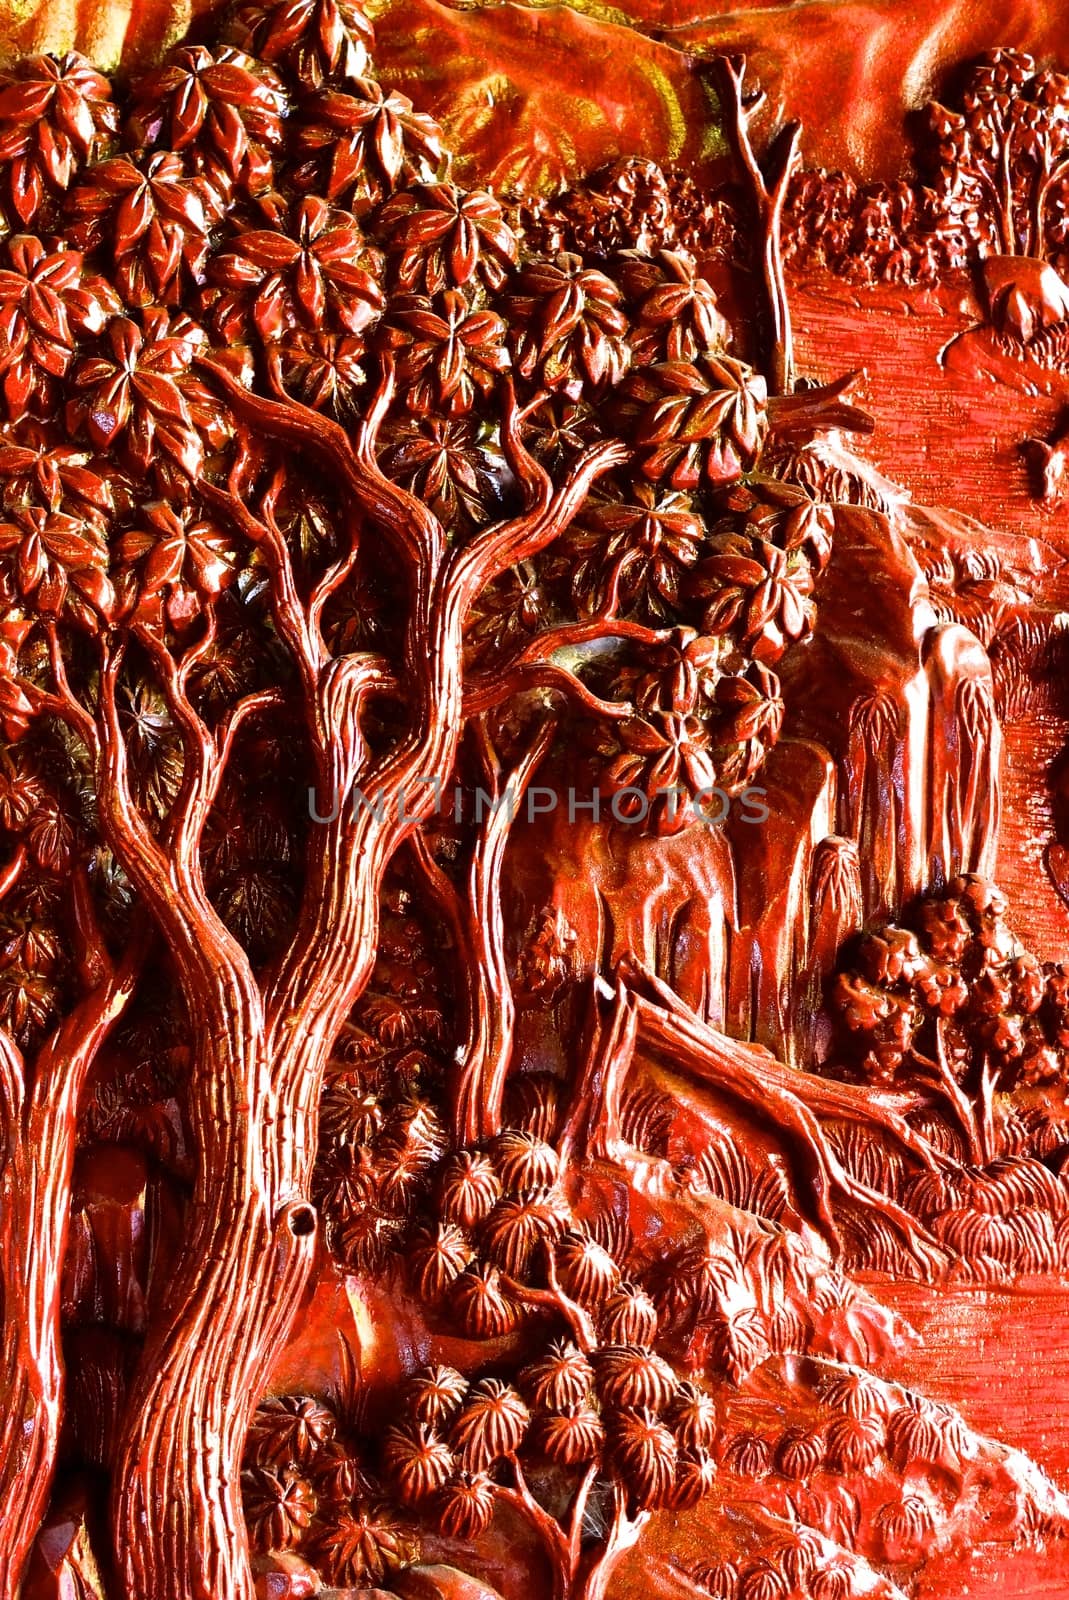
[0,5,1067,1600]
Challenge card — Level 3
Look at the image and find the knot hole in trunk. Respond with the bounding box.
[279,1201,317,1239]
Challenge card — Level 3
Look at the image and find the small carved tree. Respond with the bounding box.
[924,49,1069,262]
[828,874,1069,1165]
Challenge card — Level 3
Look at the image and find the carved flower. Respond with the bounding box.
[0,749,43,831]
[667,1448,716,1508]
[737,1559,789,1600]
[534,1407,605,1465]
[211,195,384,340]
[0,428,116,521]
[309,1500,419,1587]
[320,1074,383,1147]
[825,1413,884,1472]
[608,1408,676,1507]
[553,1230,620,1307]
[336,1207,404,1272]
[248,1394,337,1467]
[624,249,729,364]
[408,1222,474,1301]
[438,1470,497,1538]
[667,1381,717,1451]
[0,238,117,420]
[383,290,509,416]
[404,1365,469,1429]
[380,416,502,530]
[690,533,814,662]
[313,1142,379,1221]
[0,506,110,620]
[819,1368,891,1421]
[451,1261,519,1338]
[693,1562,740,1600]
[594,1344,677,1412]
[227,0,376,87]
[874,1494,934,1555]
[712,663,784,787]
[241,1465,316,1550]
[727,479,835,570]
[264,329,366,415]
[775,1425,827,1480]
[521,1339,594,1411]
[449,1378,530,1469]
[308,1438,376,1503]
[67,310,224,481]
[379,183,519,293]
[507,253,631,398]
[564,483,705,616]
[69,151,214,306]
[465,563,552,664]
[722,1429,772,1479]
[116,502,236,629]
[489,1130,560,1194]
[377,1138,435,1214]
[599,1282,659,1345]
[0,968,57,1039]
[598,709,719,830]
[437,1150,502,1229]
[291,78,443,204]
[383,1422,455,1505]
[525,395,604,472]
[481,1189,569,1277]
[618,355,768,489]
[809,1559,855,1600]
[127,46,286,195]
[0,53,117,225]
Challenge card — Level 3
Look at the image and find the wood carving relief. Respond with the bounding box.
[0,4,1068,1599]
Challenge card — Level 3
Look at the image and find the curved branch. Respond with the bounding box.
[501,1242,598,1353]
[498,374,554,512]
[451,711,557,1142]
[0,845,25,907]
[133,625,217,870]
[200,474,322,698]
[625,957,938,1170]
[463,660,632,721]
[449,439,630,608]
[578,1482,650,1600]
[463,617,674,717]
[95,636,172,898]
[499,1457,572,1600]
[42,622,97,756]
[200,355,445,575]
[0,1030,23,1143]
[211,686,286,781]
[716,53,799,392]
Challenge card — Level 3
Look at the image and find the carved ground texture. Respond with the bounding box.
[0,7,1066,1600]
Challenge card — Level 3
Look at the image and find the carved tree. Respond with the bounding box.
[0,6,1052,1599]
[828,874,1069,1166]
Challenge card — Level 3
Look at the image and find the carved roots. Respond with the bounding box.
[564,957,944,1271]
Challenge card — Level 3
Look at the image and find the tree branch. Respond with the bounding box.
[463,660,632,721]
[200,469,322,699]
[201,354,445,576]
[133,624,218,870]
[0,845,25,906]
[449,439,629,609]
[717,53,799,393]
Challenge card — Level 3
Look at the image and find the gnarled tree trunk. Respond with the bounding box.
[0,944,139,1600]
